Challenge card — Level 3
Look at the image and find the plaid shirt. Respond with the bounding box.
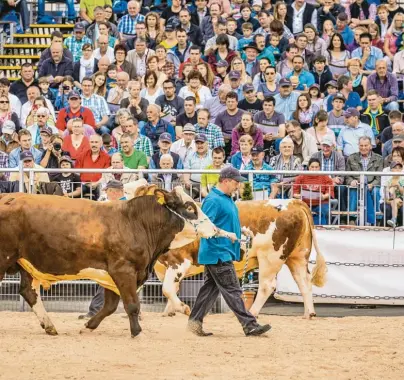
[134,135,153,158]
[64,35,92,62]
[321,153,335,172]
[81,94,110,123]
[360,152,371,172]
[159,61,175,79]
[194,123,225,150]
[117,14,145,35]
[0,150,8,180]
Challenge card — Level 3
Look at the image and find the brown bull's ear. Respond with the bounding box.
[146,184,158,195]
[134,185,148,198]
[154,188,169,205]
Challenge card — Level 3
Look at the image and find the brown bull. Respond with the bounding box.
[0,187,236,337]
[154,199,327,318]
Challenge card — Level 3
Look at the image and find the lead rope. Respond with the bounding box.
[241,236,252,303]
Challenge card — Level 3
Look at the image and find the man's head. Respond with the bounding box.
[127,0,140,17]
[320,135,335,157]
[18,129,32,150]
[358,136,372,156]
[295,34,308,50]
[214,20,227,36]
[292,55,304,73]
[163,79,176,100]
[122,117,138,137]
[105,180,125,201]
[120,133,134,155]
[392,122,404,137]
[158,132,172,153]
[337,75,352,92]
[285,120,302,142]
[81,77,93,97]
[253,34,266,51]
[197,108,210,128]
[278,78,292,97]
[135,38,147,55]
[36,107,49,126]
[336,12,348,30]
[375,59,387,78]
[50,30,64,44]
[244,44,259,62]
[98,56,111,73]
[195,133,208,154]
[0,78,10,96]
[94,6,105,22]
[184,96,196,115]
[218,166,245,195]
[50,43,63,63]
[89,134,103,154]
[343,108,360,127]
[212,147,225,168]
[67,90,82,110]
[73,22,85,40]
[251,146,265,166]
[243,83,256,103]
[111,152,124,169]
[155,44,167,61]
[176,28,188,46]
[367,90,382,111]
[228,70,241,89]
[389,111,402,126]
[160,153,174,170]
[20,63,35,83]
[182,123,196,143]
[359,32,372,50]
[390,160,403,173]
[392,134,404,150]
[286,44,298,61]
[263,96,275,115]
[20,151,35,168]
[60,155,73,169]
[218,84,232,103]
[128,80,141,98]
[332,93,346,111]
[179,8,191,26]
[189,46,201,64]
[225,92,239,112]
[146,104,160,123]
[27,86,40,102]
[135,21,147,38]
[210,2,221,17]
[116,71,130,89]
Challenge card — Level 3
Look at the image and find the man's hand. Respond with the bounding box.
[226,232,238,243]
[333,177,342,185]
[241,226,254,239]
[54,76,64,83]
[350,180,358,187]
[264,133,274,141]
[368,184,373,191]
[362,47,371,59]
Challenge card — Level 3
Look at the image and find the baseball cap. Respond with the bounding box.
[390,161,403,169]
[392,134,404,143]
[183,123,196,134]
[2,120,16,134]
[242,83,255,93]
[251,146,264,154]
[39,126,52,136]
[20,151,34,162]
[252,0,262,6]
[215,60,229,68]
[321,136,334,146]
[343,108,360,118]
[333,93,346,102]
[165,24,175,32]
[36,106,49,116]
[279,78,292,87]
[195,133,207,143]
[325,80,337,88]
[60,155,73,165]
[219,166,246,183]
[229,70,241,80]
[74,22,85,32]
[105,180,124,190]
[68,90,81,100]
[337,12,348,22]
[159,132,172,143]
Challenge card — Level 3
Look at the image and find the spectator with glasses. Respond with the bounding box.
[73,45,98,89]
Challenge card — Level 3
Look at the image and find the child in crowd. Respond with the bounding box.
[238,23,254,53]
[102,133,118,156]
[386,161,404,227]
[322,81,338,110]
[267,33,281,63]
[106,64,117,90]
[229,0,243,20]
[308,84,323,110]
[38,76,56,105]
[53,155,82,198]
[251,0,262,17]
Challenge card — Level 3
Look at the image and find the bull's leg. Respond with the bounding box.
[109,266,142,337]
[19,269,58,335]
[249,250,284,317]
[162,259,192,317]
[84,288,120,331]
[286,258,316,319]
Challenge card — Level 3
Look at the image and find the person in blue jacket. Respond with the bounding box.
[188,166,271,337]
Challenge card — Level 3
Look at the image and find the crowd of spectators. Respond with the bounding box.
[1,0,404,226]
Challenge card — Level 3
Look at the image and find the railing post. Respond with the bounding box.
[28,170,34,194]
[18,165,24,193]
[359,173,366,226]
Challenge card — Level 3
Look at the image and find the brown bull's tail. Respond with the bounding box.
[301,202,327,287]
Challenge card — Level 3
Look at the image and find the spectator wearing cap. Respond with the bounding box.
[56,91,96,132]
[366,60,400,112]
[194,108,225,150]
[175,97,198,138]
[38,44,74,89]
[231,112,263,155]
[53,155,82,198]
[242,43,261,79]
[336,13,355,46]
[384,133,404,167]
[346,135,383,226]
[178,70,212,107]
[326,76,362,112]
[238,83,263,116]
[286,55,315,92]
[337,107,375,157]
[141,104,176,153]
[149,132,183,171]
[27,107,59,147]
[183,133,213,198]
[285,0,317,35]
[201,146,226,198]
[213,61,229,91]
[170,123,196,163]
[64,23,93,63]
[205,21,239,56]
[0,121,19,155]
[104,180,126,201]
[274,78,300,121]
[9,150,50,185]
[34,126,53,152]
[204,84,232,123]
[245,146,277,198]
[62,118,91,161]
[117,1,145,40]
[9,130,42,168]
[100,152,138,192]
[226,70,244,101]
[311,56,333,94]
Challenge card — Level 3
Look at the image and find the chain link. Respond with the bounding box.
[314,226,404,232]
[276,291,404,300]
[308,260,404,268]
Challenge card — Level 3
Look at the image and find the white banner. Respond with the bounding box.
[276,227,404,305]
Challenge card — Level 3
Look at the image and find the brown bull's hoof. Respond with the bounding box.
[45,326,58,336]
[183,305,191,316]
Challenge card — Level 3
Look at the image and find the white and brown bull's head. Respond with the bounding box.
[154,187,237,249]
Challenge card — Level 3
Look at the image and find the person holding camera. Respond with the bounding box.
[54,76,75,111]
[40,134,65,181]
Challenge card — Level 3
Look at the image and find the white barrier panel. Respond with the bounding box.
[275,228,404,305]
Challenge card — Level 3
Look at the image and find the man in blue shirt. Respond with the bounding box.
[352,33,384,74]
[188,166,271,337]
[286,55,315,92]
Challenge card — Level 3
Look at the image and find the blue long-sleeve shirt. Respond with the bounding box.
[245,161,278,192]
[8,147,42,168]
[198,187,242,265]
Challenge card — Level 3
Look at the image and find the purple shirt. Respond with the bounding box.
[214,109,244,139]
[231,127,264,155]
[366,72,398,103]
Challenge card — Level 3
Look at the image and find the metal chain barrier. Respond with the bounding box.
[308,260,404,268]
[276,291,404,300]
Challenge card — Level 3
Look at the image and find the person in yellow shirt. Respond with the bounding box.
[80,0,112,24]
[200,147,225,198]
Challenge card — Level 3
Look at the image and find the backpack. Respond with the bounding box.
[1,11,23,35]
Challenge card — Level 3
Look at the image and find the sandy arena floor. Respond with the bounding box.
[0,311,403,380]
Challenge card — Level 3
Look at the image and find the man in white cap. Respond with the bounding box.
[27,107,59,147]
[0,120,19,154]
[170,123,196,162]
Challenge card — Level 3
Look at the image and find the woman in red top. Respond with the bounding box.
[61,118,90,161]
[293,158,334,225]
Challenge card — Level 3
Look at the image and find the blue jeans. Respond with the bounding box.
[37,0,76,21]
[311,204,330,225]
[96,125,111,135]
[384,101,400,112]
[349,186,380,225]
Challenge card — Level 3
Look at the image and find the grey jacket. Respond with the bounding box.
[311,150,345,180]
[345,152,383,186]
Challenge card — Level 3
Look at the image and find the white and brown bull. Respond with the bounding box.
[153,199,327,319]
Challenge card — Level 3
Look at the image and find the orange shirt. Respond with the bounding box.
[75,149,111,182]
